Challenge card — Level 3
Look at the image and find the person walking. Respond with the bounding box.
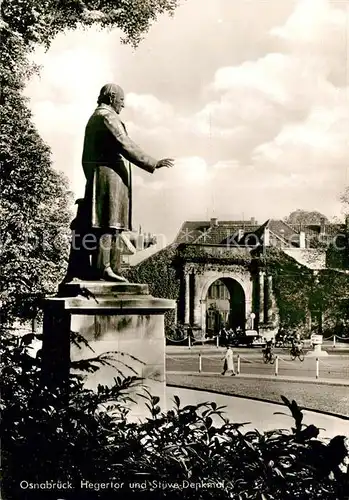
[221,346,236,376]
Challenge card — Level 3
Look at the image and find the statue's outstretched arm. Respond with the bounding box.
[103,112,157,173]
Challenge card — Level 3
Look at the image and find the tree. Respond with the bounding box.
[0,91,73,322]
[0,0,180,323]
[339,187,349,221]
[284,209,328,226]
[0,59,74,322]
[1,0,180,52]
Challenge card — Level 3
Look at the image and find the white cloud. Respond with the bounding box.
[253,100,349,176]
[133,173,164,191]
[125,93,174,124]
[212,54,291,104]
[213,160,241,170]
[26,27,119,196]
[181,0,349,222]
[271,0,345,46]
[24,0,349,240]
[173,156,210,184]
[28,28,116,104]
[271,0,348,85]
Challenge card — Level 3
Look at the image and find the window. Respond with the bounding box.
[208,281,229,300]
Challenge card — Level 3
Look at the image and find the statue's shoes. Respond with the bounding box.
[102,267,128,282]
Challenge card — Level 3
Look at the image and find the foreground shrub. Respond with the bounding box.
[1,328,348,500]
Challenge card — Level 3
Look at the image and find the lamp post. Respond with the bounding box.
[250,312,256,330]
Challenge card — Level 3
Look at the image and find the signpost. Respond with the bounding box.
[311,334,323,346]
[307,333,328,357]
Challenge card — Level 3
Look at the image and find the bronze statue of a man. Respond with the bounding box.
[66,83,173,283]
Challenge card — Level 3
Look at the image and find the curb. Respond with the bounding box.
[166,371,349,387]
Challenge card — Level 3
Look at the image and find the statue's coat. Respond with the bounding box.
[82,103,157,231]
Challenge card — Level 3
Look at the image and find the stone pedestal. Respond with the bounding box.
[41,280,175,421]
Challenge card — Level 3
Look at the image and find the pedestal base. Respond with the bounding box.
[306,344,329,357]
[42,280,175,421]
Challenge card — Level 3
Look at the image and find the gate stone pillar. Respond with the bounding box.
[259,271,265,324]
[266,274,274,325]
[184,271,190,325]
[244,276,253,329]
[201,299,207,334]
[193,273,202,328]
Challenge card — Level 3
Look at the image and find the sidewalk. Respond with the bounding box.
[166,370,349,386]
[166,387,349,438]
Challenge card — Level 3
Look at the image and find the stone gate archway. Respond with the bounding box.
[182,267,253,334]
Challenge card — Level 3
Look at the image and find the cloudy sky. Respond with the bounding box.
[26,0,349,243]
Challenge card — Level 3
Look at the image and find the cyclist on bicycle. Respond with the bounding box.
[290,337,301,356]
[263,340,273,362]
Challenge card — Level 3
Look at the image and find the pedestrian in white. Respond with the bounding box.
[222,346,236,376]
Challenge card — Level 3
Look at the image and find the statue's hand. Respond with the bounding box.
[156,158,174,169]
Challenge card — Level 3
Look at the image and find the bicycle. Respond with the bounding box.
[290,345,304,362]
[263,349,276,364]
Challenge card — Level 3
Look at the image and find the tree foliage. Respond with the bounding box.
[261,248,349,333]
[177,243,252,268]
[340,187,349,215]
[311,269,349,331]
[0,74,73,322]
[1,0,180,53]
[1,328,348,500]
[284,210,328,226]
[126,245,180,332]
[0,327,143,499]
[260,248,313,329]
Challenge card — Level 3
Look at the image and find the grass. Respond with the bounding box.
[166,373,349,417]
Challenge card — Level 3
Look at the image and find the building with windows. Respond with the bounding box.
[129,215,349,338]
[171,216,347,337]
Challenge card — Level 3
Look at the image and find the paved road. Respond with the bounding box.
[166,350,349,380]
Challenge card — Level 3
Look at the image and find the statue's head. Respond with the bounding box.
[97,83,124,114]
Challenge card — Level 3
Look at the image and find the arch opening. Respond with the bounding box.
[205,278,246,335]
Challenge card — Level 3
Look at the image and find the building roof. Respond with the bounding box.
[173,218,345,249]
[174,218,260,245]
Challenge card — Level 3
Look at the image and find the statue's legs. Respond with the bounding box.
[93,231,127,282]
[110,232,122,274]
